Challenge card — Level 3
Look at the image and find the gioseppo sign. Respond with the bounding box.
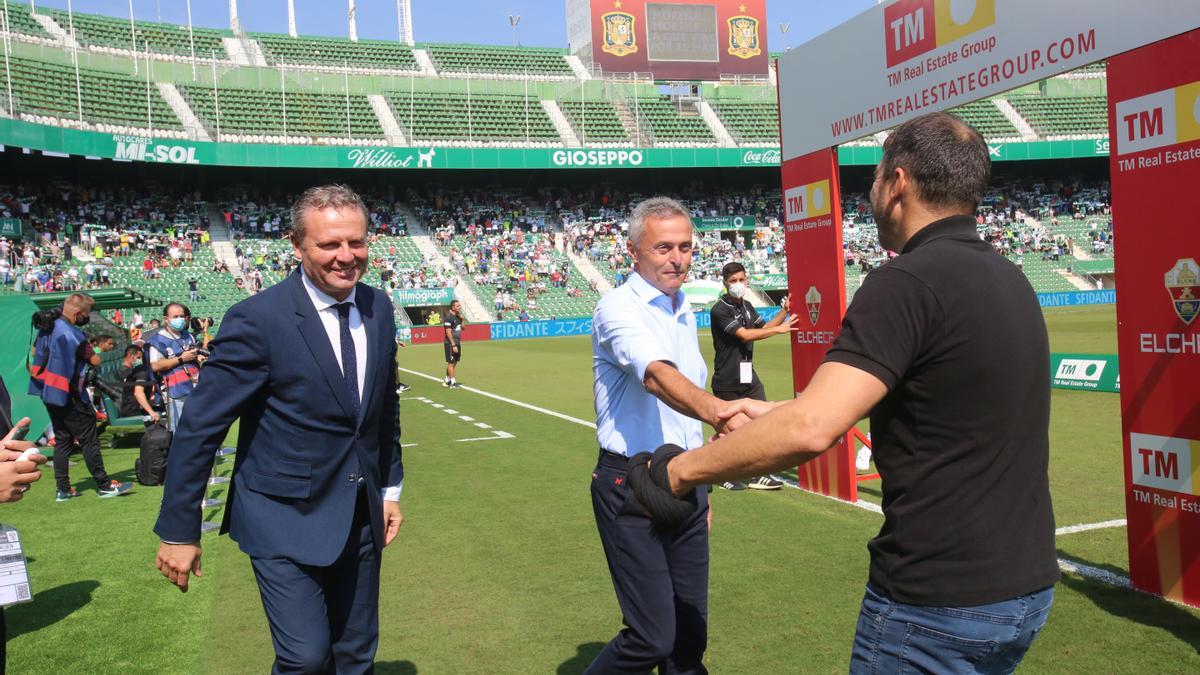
[777,0,1200,160]
[551,149,645,167]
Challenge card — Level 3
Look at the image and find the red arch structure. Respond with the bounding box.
[776,0,1200,606]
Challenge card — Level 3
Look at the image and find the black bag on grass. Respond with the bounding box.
[136,420,171,486]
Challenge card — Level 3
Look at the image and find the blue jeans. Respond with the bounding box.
[849,583,1053,674]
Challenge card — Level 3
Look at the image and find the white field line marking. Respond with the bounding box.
[403,444,418,448]
[1056,519,1126,536]
[398,367,597,429]
[457,430,515,443]
[399,368,1140,594]
[459,416,475,422]
[475,422,491,429]
[430,403,444,409]
[443,409,459,414]
[776,475,883,514]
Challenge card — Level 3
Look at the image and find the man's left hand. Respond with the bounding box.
[779,295,790,314]
[382,500,404,547]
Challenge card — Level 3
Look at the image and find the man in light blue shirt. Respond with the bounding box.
[588,197,749,674]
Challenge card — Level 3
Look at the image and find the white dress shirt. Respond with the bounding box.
[592,271,707,456]
[301,270,402,501]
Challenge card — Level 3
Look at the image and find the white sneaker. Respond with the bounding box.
[442,380,451,388]
[856,447,872,472]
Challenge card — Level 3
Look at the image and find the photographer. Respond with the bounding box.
[147,303,204,432]
[84,335,122,412]
[27,293,133,501]
[117,345,159,422]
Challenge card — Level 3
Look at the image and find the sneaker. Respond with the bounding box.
[718,480,747,491]
[748,476,783,490]
[396,383,411,393]
[450,381,463,388]
[98,481,134,498]
[56,487,83,502]
[856,447,873,473]
[442,380,451,388]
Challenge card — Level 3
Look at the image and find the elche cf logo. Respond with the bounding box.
[1165,258,1200,325]
[804,286,822,326]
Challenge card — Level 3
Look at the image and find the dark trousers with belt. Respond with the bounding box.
[250,489,381,675]
[45,396,111,493]
[586,451,710,675]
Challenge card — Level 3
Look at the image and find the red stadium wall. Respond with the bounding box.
[589,0,768,80]
[409,324,492,345]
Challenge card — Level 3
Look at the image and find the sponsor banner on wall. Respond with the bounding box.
[588,0,768,81]
[692,216,756,231]
[0,218,21,237]
[0,118,1112,170]
[780,148,857,502]
[1109,28,1200,607]
[751,274,788,290]
[1036,289,1116,308]
[392,288,456,307]
[777,0,1200,160]
[1050,353,1119,392]
[408,323,491,345]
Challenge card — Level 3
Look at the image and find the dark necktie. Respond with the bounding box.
[335,302,360,412]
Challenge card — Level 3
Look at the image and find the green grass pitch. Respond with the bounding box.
[5,304,1199,673]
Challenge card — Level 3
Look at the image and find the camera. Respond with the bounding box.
[32,307,62,332]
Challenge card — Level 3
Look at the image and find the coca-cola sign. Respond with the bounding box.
[741,148,781,165]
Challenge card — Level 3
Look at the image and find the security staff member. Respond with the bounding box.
[147,303,201,430]
[648,113,1058,673]
[708,262,796,491]
[443,300,463,388]
[588,197,749,674]
[28,293,133,501]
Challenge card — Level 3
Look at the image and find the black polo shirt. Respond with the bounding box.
[709,294,764,391]
[825,214,1058,606]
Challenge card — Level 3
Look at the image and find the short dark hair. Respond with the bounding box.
[721,262,746,281]
[124,345,142,358]
[290,184,369,245]
[878,112,990,213]
[163,302,185,317]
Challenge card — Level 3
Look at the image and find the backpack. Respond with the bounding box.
[136,420,171,486]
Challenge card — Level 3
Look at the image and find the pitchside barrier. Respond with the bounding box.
[778,0,1200,605]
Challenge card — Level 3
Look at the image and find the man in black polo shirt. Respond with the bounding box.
[709,261,797,490]
[647,112,1058,673]
[443,300,464,388]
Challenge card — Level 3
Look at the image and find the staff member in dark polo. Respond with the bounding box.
[643,112,1058,673]
[708,262,797,491]
[443,300,463,388]
[588,196,749,674]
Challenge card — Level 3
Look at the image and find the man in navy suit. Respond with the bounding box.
[154,184,404,674]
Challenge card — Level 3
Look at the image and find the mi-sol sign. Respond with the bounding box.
[113,136,200,164]
[776,0,1200,161]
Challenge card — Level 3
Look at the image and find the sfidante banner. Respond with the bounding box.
[1109,28,1200,607]
[780,148,856,501]
[777,0,1200,160]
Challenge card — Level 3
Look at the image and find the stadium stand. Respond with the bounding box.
[421,44,574,78]
[252,33,420,72]
[385,92,560,145]
[179,83,387,144]
[948,100,1021,139]
[47,9,231,59]
[556,99,630,143]
[1007,94,1109,136]
[633,97,716,145]
[1,3,51,39]
[709,101,778,144]
[1,56,185,136]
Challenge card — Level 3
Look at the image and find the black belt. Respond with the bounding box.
[597,449,632,470]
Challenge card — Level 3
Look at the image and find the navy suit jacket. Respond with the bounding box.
[153,271,403,566]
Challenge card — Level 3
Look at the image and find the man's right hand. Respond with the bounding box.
[156,542,203,592]
[179,349,199,363]
[773,314,800,334]
[718,398,783,423]
[452,345,459,353]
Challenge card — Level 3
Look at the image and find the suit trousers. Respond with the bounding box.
[45,396,111,493]
[585,451,710,675]
[250,489,381,675]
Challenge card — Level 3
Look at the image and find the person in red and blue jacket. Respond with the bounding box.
[147,303,203,432]
[28,293,133,501]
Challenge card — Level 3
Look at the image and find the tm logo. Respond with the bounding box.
[884,0,996,68]
[1130,432,1199,496]
[1113,80,1200,157]
[1054,358,1105,383]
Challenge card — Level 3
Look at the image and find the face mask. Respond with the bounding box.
[169,318,187,331]
[728,282,748,300]
[75,313,90,326]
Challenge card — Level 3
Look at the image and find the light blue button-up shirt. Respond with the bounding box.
[593,270,707,456]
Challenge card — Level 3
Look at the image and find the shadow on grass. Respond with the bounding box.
[557,642,605,674]
[375,661,418,674]
[6,580,100,640]
[1059,556,1200,655]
